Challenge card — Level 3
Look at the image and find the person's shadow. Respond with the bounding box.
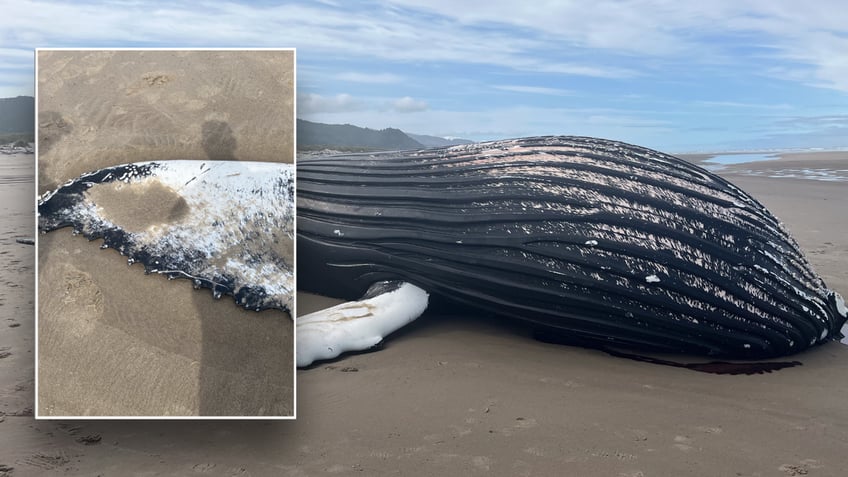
[201,120,237,161]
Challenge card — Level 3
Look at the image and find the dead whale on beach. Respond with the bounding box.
[38,137,847,368]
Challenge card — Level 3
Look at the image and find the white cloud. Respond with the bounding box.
[0,48,35,60]
[382,0,848,91]
[298,93,366,114]
[337,72,403,84]
[0,1,637,79]
[4,0,843,91]
[298,93,429,115]
[391,96,428,113]
[493,85,573,96]
[693,100,792,110]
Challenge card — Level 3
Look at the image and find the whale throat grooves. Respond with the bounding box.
[296,136,847,359]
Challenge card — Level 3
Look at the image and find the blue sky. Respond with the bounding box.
[2,0,848,152]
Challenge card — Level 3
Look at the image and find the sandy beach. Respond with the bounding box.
[0,155,35,423]
[2,149,847,475]
[35,50,295,417]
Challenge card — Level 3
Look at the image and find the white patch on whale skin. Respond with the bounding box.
[835,291,847,318]
[296,282,429,367]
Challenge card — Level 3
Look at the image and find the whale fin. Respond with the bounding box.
[296,281,429,367]
[38,160,295,313]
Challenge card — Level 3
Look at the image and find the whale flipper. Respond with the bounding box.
[297,281,429,367]
[38,160,295,313]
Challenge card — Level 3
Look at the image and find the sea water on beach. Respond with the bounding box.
[0,153,35,232]
[0,153,34,182]
[702,153,779,170]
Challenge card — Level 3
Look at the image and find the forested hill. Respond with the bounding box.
[297,119,423,151]
[0,96,34,134]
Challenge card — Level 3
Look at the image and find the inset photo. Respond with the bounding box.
[36,49,295,418]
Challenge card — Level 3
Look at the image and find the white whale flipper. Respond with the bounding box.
[38,160,295,313]
[296,281,429,367]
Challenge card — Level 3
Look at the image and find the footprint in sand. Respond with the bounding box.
[192,462,217,472]
[16,452,70,471]
[471,455,492,471]
[673,426,722,452]
[615,428,649,442]
[500,417,538,437]
[673,435,694,452]
[779,459,823,476]
[694,425,723,434]
[523,446,545,457]
[53,263,104,338]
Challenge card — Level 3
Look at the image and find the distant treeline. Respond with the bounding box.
[297,144,393,153]
[297,119,424,151]
[0,96,34,134]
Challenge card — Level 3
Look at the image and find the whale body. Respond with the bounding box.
[297,136,846,358]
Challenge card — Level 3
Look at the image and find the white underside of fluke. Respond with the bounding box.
[296,282,429,367]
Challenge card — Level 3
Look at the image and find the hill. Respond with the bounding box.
[0,96,34,134]
[297,119,423,151]
[407,133,473,147]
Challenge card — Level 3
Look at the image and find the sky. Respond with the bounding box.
[2,0,848,152]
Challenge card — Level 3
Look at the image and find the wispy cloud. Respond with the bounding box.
[298,93,367,114]
[337,72,404,84]
[493,85,573,96]
[390,96,428,113]
[0,1,639,79]
[693,100,792,110]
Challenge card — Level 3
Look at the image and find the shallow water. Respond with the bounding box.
[0,153,34,177]
[733,168,848,182]
[0,154,35,238]
[704,153,779,166]
[705,153,780,165]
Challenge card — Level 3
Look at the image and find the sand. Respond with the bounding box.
[35,50,295,417]
[1,150,846,475]
[0,155,36,423]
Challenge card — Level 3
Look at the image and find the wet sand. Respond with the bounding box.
[0,155,35,423]
[35,50,295,417]
[2,150,846,474]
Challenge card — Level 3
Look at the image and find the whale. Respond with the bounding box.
[296,136,846,363]
[38,137,847,367]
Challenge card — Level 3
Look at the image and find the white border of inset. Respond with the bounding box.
[34,47,297,420]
